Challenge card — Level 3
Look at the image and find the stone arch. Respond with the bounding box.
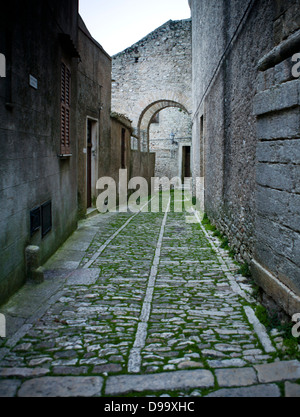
[137,97,192,154]
[137,99,193,181]
[138,100,190,135]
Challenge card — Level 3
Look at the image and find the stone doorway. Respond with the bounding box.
[86,118,98,209]
[182,145,191,180]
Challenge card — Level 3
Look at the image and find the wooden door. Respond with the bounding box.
[87,119,92,208]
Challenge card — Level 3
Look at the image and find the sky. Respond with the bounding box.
[79,0,191,56]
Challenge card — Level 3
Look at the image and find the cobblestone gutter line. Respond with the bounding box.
[128,199,171,373]
[192,209,253,303]
[244,306,276,353]
[192,208,276,356]
[83,199,152,269]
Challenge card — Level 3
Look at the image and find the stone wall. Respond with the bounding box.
[111,19,192,180]
[149,107,192,178]
[0,0,79,305]
[253,24,300,314]
[77,16,112,214]
[110,113,156,200]
[110,113,133,186]
[190,0,300,315]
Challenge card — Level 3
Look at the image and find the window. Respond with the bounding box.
[30,207,41,236]
[60,62,71,155]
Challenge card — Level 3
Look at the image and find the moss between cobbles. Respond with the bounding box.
[255,304,300,361]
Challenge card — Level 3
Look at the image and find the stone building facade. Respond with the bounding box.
[110,112,155,200]
[112,19,192,181]
[149,108,192,179]
[0,0,80,305]
[0,1,157,305]
[189,0,300,316]
[77,16,112,216]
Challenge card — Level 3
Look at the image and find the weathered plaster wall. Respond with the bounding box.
[0,0,79,305]
[110,114,155,200]
[77,16,112,214]
[110,114,132,185]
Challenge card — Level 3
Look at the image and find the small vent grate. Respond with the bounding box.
[30,207,41,236]
[41,201,52,238]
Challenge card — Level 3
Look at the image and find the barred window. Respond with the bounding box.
[60,62,71,155]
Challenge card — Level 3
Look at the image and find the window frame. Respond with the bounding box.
[60,61,71,156]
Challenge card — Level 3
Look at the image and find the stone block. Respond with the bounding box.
[0,380,22,397]
[66,268,100,286]
[255,360,300,383]
[206,384,281,397]
[254,80,299,116]
[256,163,295,192]
[274,58,294,85]
[215,367,258,387]
[0,368,50,378]
[256,72,265,93]
[18,377,103,397]
[105,370,214,396]
[264,67,274,89]
[206,359,247,368]
[256,110,300,140]
[285,382,300,397]
[257,140,300,164]
[251,259,292,315]
[255,186,288,219]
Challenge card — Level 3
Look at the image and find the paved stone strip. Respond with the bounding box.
[128,199,171,374]
[139,207,278,373]
[1,359,300,396]
[105,369,214,396]
[205,384,281,398]
[18,376,103,397]
[83,199,152,269]
[0,207,166,377]
[1,194,300,397]
[192,209,253,303]
[244,306,276,353]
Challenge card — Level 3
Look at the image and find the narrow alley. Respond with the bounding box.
[1,0,300,401]
[0,192,299,397]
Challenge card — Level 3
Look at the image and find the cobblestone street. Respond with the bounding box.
[0,193,300,397]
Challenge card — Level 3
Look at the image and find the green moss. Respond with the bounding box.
[220,237,229,250]
[213,230,222,238]
[256,305,269,328]
[238,262,251,278]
